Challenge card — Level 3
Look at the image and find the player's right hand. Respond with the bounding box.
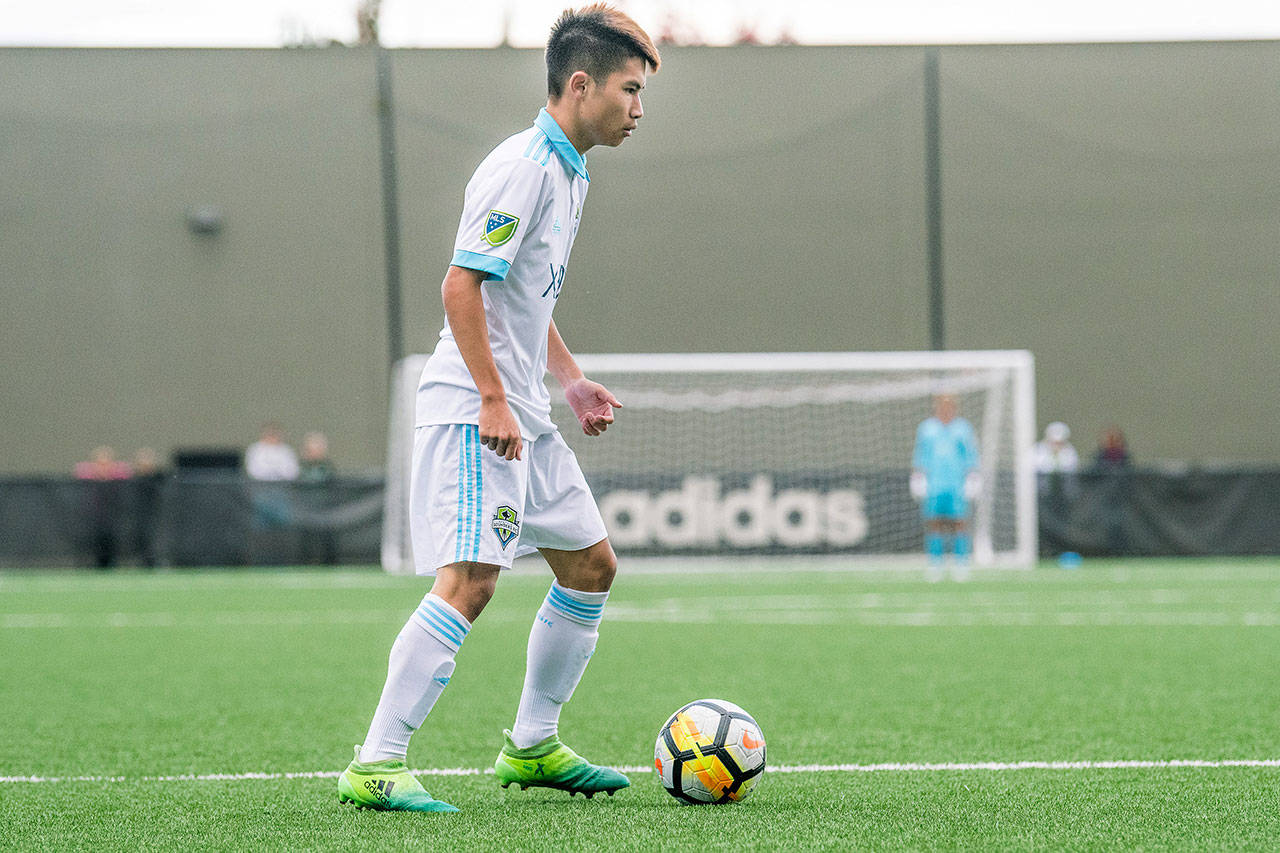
[479,400,523,461]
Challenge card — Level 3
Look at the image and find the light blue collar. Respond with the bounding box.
[535,108,589,182]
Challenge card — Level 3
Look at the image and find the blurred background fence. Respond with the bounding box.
[2,470,1278,568]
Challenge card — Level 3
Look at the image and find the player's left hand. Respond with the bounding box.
[565,378,622,436]
[964,472,983,500]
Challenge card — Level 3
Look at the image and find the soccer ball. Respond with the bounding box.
[654,698,766,804]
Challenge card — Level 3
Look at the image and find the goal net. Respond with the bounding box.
[383,351,1036,572]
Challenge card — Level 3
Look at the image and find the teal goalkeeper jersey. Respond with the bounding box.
[912,417,979,495]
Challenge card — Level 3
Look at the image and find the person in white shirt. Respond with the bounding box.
[339,5,660,813]
[1034,421,1079,475]
[244,422,298,481]
[1035,421,1080,510]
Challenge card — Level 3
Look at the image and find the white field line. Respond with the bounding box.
[5,759,1280,784]
[5,605,1280,629]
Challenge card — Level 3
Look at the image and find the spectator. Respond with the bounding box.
[75,445,132,482]
[1090,425,1133,555]
[75,446,131,568]
[246,423,298,530]
[131,447,165,567]
[299,431,338,565]
[299,432,335,484]
[1034,422,1079,474]
[245,422,299,481]
[1034,422,1081,522]
[1093,426,1131,469]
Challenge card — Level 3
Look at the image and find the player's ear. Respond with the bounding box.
[567,70,591,99]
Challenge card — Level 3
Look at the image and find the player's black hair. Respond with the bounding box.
[545,4,660,99]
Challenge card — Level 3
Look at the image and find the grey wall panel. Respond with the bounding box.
[1,44,1277,473]
[1,49,389,475]
[940,42,1280,463]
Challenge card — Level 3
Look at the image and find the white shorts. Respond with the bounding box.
[409,424,608,574]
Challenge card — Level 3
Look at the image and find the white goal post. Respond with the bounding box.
[383,351,1037,572]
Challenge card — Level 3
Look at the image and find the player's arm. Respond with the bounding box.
[442,265,522,460]
[547,319,621,437]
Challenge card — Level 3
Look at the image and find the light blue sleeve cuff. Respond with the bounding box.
[450,250,510,282]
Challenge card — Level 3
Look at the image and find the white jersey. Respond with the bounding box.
[416,108,589,439]
[1034,440,1079,473]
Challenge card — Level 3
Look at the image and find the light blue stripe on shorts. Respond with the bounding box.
[471,424,483,560]
[454,426,466,562]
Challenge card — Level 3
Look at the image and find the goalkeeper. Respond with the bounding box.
[337,5,660,813]
[910,394,981,581]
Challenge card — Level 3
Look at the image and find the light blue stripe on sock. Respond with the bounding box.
[416,605,459,640]
[424,610,463,645]
[547,586,604,622]
[415,606,458,643]
[425,599,469,639]
[549,583,604,607]
[417,607,464,647]
[549,587,602,615]
[548,585,604,613]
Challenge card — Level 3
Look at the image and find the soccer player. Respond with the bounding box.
[337,5,660,813]
[910,394,981,581]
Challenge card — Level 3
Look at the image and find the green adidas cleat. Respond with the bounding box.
[337,746,459,813]
[494,730,630,798]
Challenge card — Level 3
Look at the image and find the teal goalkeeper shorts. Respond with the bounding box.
[923,490,968,520]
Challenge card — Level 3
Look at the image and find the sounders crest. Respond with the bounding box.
[491,505,520,549]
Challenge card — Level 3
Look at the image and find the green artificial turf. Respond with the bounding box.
[2,558,1278,849]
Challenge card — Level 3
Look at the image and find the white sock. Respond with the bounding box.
[510,581,608,749]
[358,593,471,763]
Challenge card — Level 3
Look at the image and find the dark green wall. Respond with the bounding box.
[2,43,1277,473]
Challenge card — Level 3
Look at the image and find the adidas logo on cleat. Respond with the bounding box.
[363,778,395,804]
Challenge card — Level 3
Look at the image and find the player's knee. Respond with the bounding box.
[589,548,618,590]
[432,562,500,622]
[544,540,617,592]
[571,543,617,592]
